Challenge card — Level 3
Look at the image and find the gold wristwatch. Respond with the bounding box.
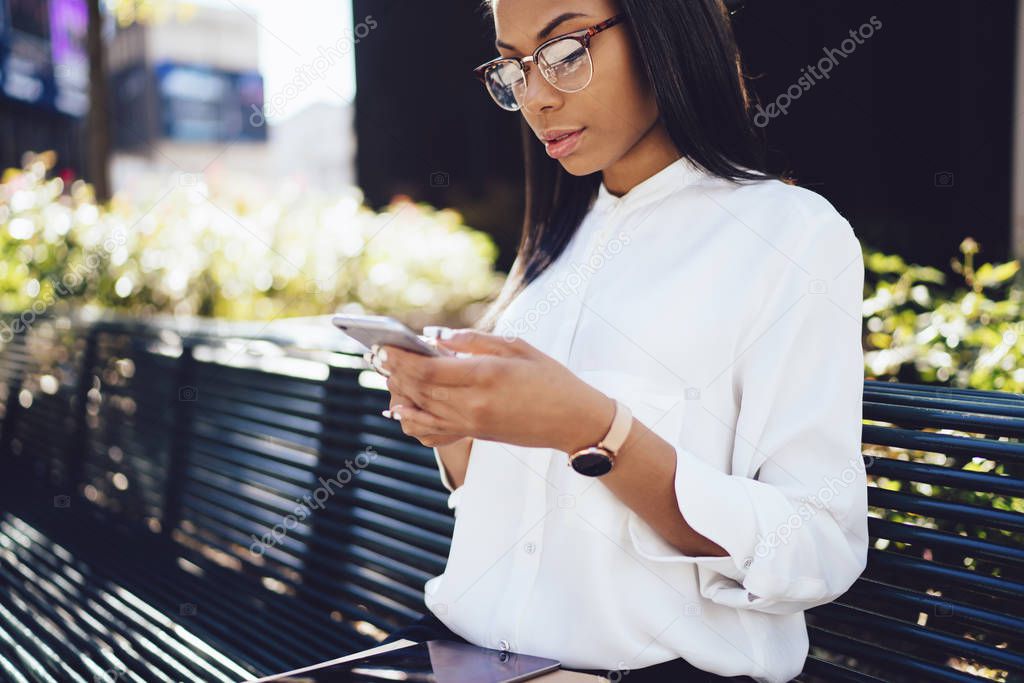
[567,399,632,477]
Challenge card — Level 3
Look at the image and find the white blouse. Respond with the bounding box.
[424,156,868,682]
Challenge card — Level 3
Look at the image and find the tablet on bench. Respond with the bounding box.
[248,639,562,683]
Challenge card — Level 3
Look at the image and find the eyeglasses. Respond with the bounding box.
[473,14,628,112]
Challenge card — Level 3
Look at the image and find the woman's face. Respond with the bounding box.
[492,0,661,177]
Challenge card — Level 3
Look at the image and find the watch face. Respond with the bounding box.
[570,448,614,477]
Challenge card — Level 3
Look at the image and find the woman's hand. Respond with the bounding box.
[387,388,468,448]
[376,330,615,454]
[365,347,469,448]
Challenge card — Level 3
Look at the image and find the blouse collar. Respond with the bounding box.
[593,155,708,215]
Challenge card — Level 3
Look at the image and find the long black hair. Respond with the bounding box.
[476,0,788,332]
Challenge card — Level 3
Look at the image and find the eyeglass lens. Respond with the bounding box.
[484,37,593,110]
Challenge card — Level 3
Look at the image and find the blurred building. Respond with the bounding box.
[0,0,89,179]
[270,101,354,190]
[106,4,266,188]
[106,3,354,191]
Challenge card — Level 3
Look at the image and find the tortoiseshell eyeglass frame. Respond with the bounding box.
[472,14,628,108]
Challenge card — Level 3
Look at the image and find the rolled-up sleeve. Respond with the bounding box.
[627,208,868,615]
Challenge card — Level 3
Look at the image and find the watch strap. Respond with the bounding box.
[597,399,632,455]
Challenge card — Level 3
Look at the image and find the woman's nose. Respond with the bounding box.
[520,64,563,115]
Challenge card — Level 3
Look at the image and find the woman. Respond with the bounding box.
[369,0,868,681]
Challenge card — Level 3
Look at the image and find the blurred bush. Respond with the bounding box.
[5,151,1024,390]
[862,237,1022,392]
[1,151,504,330]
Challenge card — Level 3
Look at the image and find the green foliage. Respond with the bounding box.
[7,152,1024,386]
[861,239,1021,683]
[0,152,504,329]
[862,237,1023,392]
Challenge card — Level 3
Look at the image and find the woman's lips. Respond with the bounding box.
[544,129,585,159]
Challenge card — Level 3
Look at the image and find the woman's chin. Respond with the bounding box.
[557,155,599,177]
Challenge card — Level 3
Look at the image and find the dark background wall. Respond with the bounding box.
[351,0,525,266]
[736,0,1016,272]
[353,0,1018,274]
[0,100,86,179]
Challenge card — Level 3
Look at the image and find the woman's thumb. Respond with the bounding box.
[437,329,518,356]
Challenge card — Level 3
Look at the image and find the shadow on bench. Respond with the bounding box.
[0,314,1021,682]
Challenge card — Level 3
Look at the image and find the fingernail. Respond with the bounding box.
[381,409,391,418]
[439,327,456,340]
[378,347,389,363]
[369,354,389,377]
[370,344,380,354]
[392,411,402,421]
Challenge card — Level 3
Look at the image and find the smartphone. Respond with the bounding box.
[332,314,454,357]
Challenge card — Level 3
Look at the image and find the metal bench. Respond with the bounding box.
[0,313,1020,682]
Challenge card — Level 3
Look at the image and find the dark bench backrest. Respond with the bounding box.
[806,382,1024,682]
[0,314,1021,682]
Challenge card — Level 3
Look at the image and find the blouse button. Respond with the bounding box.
[524,541,537,554]
[498,639,511,651]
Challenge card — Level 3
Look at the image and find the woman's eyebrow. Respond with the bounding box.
[495,12,590,51]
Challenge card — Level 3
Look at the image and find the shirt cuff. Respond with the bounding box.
[433,447,456,492]
[627,511,747,582]
[628,445,757,574]
[433,447,464,511]
[626,442,766,611]
[626,444,836,612]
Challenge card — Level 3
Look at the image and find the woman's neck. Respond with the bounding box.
[601,120,682,197]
